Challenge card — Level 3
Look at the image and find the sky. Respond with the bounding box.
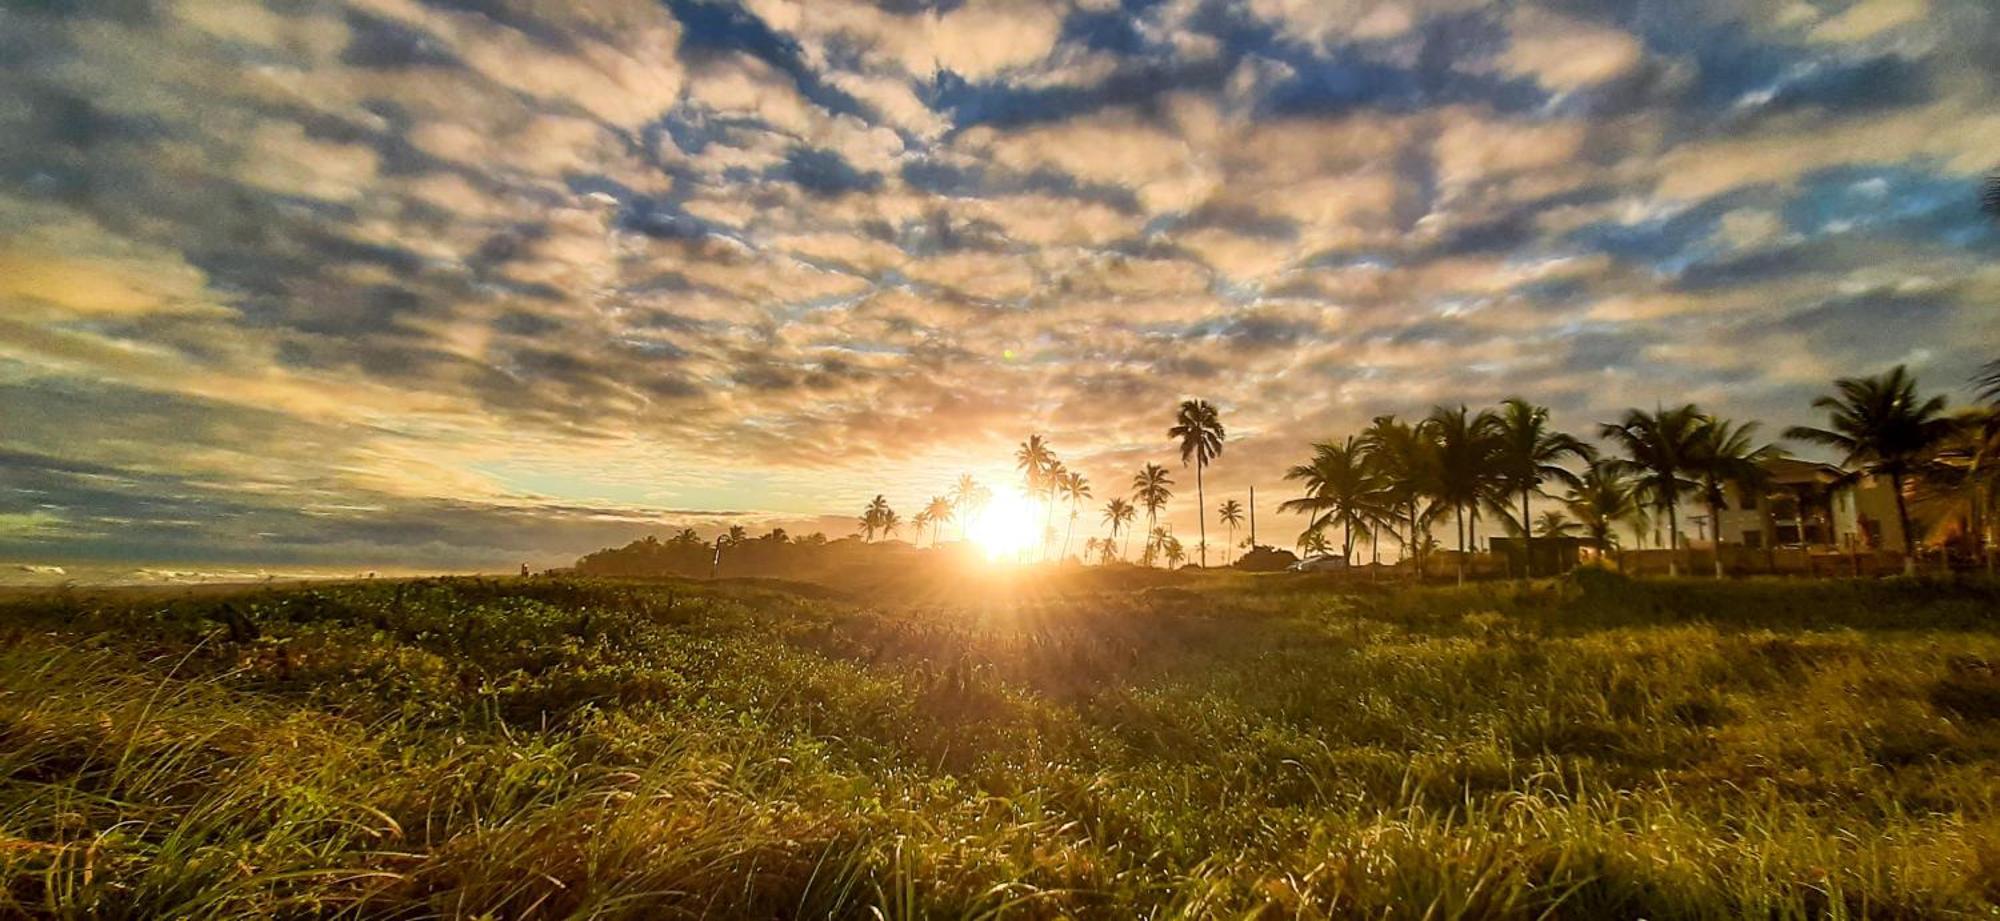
[2,0,1998,570]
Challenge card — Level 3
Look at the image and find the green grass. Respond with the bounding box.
[3,572,2000,918]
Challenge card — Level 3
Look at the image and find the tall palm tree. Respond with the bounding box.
[880,509,901,540]
[1600,405,1706,576]
[1785,366,1954,575]
[1040,458,1068,560]
[1689,416,1777,578]
[912,509,932,547]
[1168,399,1226,567]
[1059,470,1092,562]
[1217,499,1244,565]
[1565,462,1641,556]
[923,495,954,547]
[1491,398,1592,579]
[1298,528,1331,558]
[948,474,983,541]
[860,495,892,542]
[1279,436,1381,561]
[1427,404,1503,584]
[1016,435,1055,494]
[1103,497,1136,562]
[1162,532,1186,569]
[1132,463,1175,567]
[1017,436,1059,559]
[1360,415,1438,578]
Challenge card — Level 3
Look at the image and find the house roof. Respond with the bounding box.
[1757,456,1846,485]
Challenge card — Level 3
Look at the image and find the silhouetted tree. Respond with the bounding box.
[860,495,892,542]
[1534,510,1578,538]
[922,495,954,547]
[1217,499,1244,565]
[1786,366,1953,574]
[1059,470,1091,562]
[1132,463,1174,567]
[1360,415,1437,578]
[1492,398,1592,579]
[1103,497,1136,562]
[1689,416,1778,577]
[1565,462,1641,555]
[1279,436,1381,562]
[1427,404,1504,584]
[1601,405,1706,576]
[1169,399,1225,567]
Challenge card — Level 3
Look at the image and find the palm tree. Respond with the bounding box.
[1279,436,1381,562]
[1298,527,1331,558]
[923,495,954,547]
[1785,366,1954,575]
[1056,470,1092,562]
[948,475,983,541]
[1689,416,1777,578]
[912,509,932,546]
[1930,408,2000,572]
[1427,404,1503,584]
[1040,459,1068,560]
[1162,533,1186,569]
[1360,415,1438,578]
[1976,359,2000,406]
[1217,499,1244,565]
[880,509,901,540]
[726,524,749,545]
[1534,509,1578,538]
[1565,462,1640,557]
[860,495,892,542]
[1132,463,1174,567]
[1600,405,1706,576]
[1017,436,1059,559]
[1168,399,1226,567]
[1103,497,1136,561]
[1491,398,1592,579]
[670,528,703,547]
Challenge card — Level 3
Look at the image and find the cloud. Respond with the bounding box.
[0,0,1995,567]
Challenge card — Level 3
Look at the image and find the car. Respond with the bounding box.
[1288,554,1348,572]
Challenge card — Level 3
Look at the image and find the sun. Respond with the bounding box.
[967,487,1040,561]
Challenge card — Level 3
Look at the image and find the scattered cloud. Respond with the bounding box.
[0,0,1995,567]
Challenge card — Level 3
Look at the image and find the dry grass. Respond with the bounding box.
[2,572,1999,918]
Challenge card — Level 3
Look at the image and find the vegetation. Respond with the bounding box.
[5,573,2000,918]
[1168,399,1226,568]
[1787,367,1958,575]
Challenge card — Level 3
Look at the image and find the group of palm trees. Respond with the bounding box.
[853,360,1998,580]
[1276,362,1999,580]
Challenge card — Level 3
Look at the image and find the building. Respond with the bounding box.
[1713,457,1907,552]
[1489,536,1591,574]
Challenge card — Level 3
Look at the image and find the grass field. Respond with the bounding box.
[4,571,2000,918]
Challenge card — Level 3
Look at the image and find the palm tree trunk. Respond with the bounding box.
[1411,504,1424,581]
[1196,463,1207,568]
[1455,504,1466,586]
[1063,508,1077,562]
[1666,499,1680,578]
[1709,496,1725,579]
[1521,488,1533,581]
[1892,470,1916,576]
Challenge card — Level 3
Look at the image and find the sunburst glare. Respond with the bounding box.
[966,487,1041,561]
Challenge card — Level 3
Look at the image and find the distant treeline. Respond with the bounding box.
[575,529,918,579]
